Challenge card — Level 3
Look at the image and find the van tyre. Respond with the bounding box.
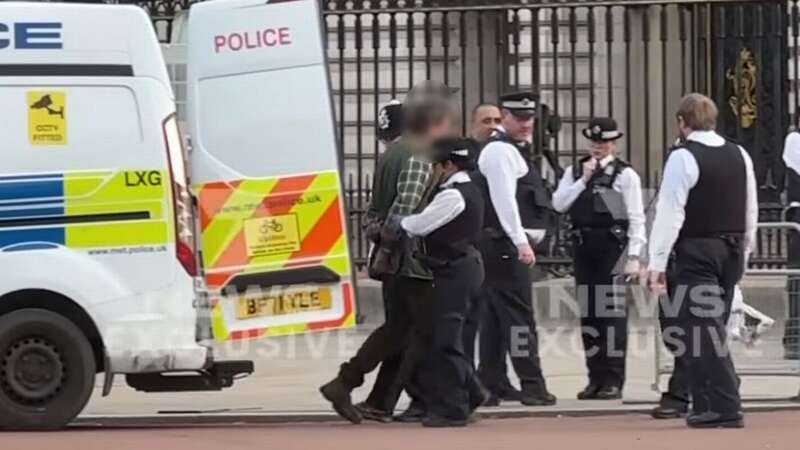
[0,309,96,430]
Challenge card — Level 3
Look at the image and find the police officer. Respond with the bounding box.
[476,92,556,406]
[461,102,523,404]
[552,118,646,400]
[783,125,800,360]
[401,137,488,427]
[647,93,757,429]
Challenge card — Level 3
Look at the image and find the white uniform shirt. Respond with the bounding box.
[477,128,541,246]
[552,154,647,258]
[401,171,470,237]
[783,131,800,176]
[647,130,758,272]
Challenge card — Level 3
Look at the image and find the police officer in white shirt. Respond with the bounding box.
[476,92,556,406]
[782,126,800,360]
[401,137,488,427]
[552,117,646,400]
[647,93,757,429]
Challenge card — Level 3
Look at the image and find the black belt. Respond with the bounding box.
[679,232,744,240]
[679,232,744,248]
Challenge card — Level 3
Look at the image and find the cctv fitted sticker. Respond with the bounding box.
[28,91,67,145]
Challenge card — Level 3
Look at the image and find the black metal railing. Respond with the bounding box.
[124,0,792,271]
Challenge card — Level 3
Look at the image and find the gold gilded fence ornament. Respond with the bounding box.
[727,47,757,129]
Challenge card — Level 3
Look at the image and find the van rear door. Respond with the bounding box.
[186,0,356,341]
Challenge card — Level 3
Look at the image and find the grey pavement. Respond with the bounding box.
[81,274,800,420]
[83,327,800,419]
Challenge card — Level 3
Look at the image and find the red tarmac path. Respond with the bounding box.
[3,411,799,450]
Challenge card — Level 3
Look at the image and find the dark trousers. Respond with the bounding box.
[665,237,744,415]
[659,266,691,407]
[464,287,513,393]
[363,282,404,411]
[419,253,485,420]
[338,274,434,411]
[478,238,548,393]
[573,230,628,388]
[786,214,800,357]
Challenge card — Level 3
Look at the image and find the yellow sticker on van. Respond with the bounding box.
[28,91,67,146]
[243,214,301,257]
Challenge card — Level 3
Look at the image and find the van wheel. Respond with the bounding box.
[0,309,96,430]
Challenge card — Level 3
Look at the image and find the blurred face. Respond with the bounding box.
[502,110,534,142]
[471,105,502,142]
[589,140,616,159]
[426,114,457,143]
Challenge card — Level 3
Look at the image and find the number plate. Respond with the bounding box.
[235,287,333,320]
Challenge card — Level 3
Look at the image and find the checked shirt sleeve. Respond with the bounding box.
[388,156,434,218]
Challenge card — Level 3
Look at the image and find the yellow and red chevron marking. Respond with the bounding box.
[196,171,355,340]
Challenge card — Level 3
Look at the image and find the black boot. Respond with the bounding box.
[394,401,426,423]
[651,395,689,419]
[686,411,744,429]
[354,401,393,423]
[577,383,601,400]
[520,385,557,406]
[594,386,622,400]
[320,378,362,424]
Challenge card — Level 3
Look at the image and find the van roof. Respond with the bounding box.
[0,2,171,94]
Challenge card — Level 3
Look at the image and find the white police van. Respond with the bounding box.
[0,0,353,430]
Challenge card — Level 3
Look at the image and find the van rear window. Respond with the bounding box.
[196,65,338,178]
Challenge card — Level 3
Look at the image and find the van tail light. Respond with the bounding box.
[163,114,198,277]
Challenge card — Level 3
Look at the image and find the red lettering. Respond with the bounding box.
[215,27,292,53]
[228,32,243,51]
[214,35,226,53]
[244,31,259,49]
[262,28,277,47]
[278,27,291,45]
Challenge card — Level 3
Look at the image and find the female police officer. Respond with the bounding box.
[401,137,488,427]
[552,117,646,400]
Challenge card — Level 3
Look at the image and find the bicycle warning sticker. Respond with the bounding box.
[244,214,301,257]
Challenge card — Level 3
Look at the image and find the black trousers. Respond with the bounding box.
[363,282,404,411]
[658,264,691,407]
[664,237,744,415]
[464,286,513,393]
[418,252,485,420]
[786,210,800,357]
[573,229,628,388]
[478,238,548,393]
[338,274,434,411]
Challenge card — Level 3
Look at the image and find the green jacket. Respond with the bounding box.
[368,137,436,280]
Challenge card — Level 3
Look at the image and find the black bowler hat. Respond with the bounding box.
[432,137,477,166]
[582,117,624,142]
[377,99,404,142]
[499,91,537,119]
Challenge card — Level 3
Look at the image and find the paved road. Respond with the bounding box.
[6,411,800,450]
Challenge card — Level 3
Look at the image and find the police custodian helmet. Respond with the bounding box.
[377,99,404,142]
[582,117,624,142]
